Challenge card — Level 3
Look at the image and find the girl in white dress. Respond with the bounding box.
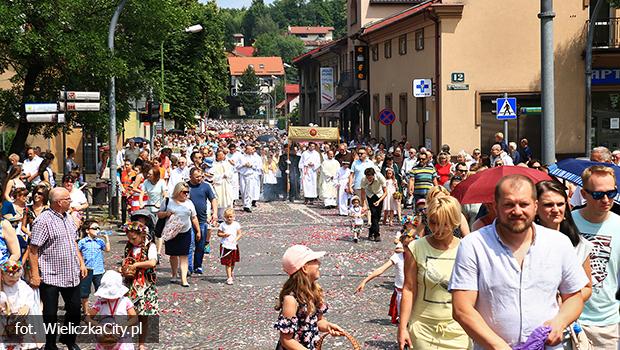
[382,168,399,226]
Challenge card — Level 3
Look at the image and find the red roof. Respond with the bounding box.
[362,1,434,35]
[232,46,255,57]
[228,56,284,76]
[285,84,300,94]
[288,26,335,35]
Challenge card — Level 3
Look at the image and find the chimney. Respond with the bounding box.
[233,33,245,47]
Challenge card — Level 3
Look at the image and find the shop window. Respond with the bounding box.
[399,34,407,55]
[415,29,424,51]
[384,40,392,59]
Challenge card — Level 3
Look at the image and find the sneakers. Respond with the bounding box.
[194,267,203,275]
[353,237,359,243]
[204,243,211,255]
[226,277,234,285]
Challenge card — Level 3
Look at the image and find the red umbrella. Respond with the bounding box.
[451,166,552,204]
[218,132,234,139]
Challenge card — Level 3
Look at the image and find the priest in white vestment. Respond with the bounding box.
[212,150,234,220]
[320,150,340,208]
[236,145,262,212]
[226,144,242,201]
[299,142,321,204]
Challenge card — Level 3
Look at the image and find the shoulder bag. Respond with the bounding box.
[153,198,170,238]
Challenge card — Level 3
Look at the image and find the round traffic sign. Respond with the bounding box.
[378,109,396,126]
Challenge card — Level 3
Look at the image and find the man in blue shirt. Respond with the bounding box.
[187,167,218,275]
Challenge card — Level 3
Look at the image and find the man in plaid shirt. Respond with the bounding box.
[29,187,87,350]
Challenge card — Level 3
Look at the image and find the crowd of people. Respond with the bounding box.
[0,120,618,349]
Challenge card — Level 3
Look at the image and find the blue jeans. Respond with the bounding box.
[190,223,208,272]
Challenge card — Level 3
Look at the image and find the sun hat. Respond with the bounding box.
[95,270,129,300]
[351,195,361,204]
[282,245,326,276]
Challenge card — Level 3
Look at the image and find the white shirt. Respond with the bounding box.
[132,242,157,261]
[22,155,43,177]
[219,221,241,250]
[350,205,364,225]
[70,187,88,209]
[390,253,405,289]
[163,199,197,233]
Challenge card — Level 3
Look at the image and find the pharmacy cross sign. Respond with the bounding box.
[413,79,432,97]
[378,108,396,126]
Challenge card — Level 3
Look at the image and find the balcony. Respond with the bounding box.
[590,18,620,49]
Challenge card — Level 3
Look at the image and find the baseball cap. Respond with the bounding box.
[282,245,326,276]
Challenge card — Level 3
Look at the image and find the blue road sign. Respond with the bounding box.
[496,97,517,120]
[378,109,396,126]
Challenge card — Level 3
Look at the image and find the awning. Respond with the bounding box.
[318,90,367,115]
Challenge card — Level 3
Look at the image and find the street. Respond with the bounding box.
[103,201,401,349]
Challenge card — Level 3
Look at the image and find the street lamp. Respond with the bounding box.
[160,24,203,145]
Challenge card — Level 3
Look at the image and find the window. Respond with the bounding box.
[399,34,407,55]
[384,40,392,59]
[385,93,393,142]
[415,29,424,51]
[371,44,379,61]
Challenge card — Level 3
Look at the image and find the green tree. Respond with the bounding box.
[254,33,305,63]
[242,0,268,43]
[238,67,262,116]
[221,8,246,51]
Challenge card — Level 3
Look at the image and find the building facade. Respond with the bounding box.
[288,26,335,51]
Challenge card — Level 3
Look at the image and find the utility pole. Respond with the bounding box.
[539,0,556,165]
[107,0,127,218]
[585,0,605,157]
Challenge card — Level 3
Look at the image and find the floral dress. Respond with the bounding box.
[274,297,328,350]
[123,242,158,315]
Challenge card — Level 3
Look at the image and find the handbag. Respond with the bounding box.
[153,198,170,237]
[121,256,137,280]
[161,214,185,241]
[315,331,361,350]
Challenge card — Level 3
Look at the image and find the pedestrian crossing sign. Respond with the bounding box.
[496,97,517,120]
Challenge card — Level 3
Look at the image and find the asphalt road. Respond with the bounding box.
[102,201,403,350]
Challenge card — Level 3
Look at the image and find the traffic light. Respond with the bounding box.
[354,46,368,80]
[149,101,160,121]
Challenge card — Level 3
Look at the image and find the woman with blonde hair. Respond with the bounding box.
[398,196,470,350]
[415,186,470,238]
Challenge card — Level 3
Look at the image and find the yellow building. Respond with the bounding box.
[297,0,619,157]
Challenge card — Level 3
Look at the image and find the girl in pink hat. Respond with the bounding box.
[274,245,344,350]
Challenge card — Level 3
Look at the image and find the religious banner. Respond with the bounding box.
[320,67,334,107]
[288,126,340,142]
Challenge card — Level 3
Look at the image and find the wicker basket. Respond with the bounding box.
[315,331,361,350]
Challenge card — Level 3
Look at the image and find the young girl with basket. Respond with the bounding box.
[217,208,244,285]
[274,245,345,350]
[120,222,158,350]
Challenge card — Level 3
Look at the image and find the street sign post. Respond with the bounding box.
[59,102,101,112]
[378,108,397,126]
[59,91,101,101]
[26,114,65,123]
[25,103,58,114]
[496,97,517,120]
[413,79,432,97]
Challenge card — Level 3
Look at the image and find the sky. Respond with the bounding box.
[213,0,275,9]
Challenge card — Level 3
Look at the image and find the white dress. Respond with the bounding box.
[382,178,398,211]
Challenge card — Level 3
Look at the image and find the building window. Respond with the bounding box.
[384,40,392,59]
[371,44,379,61]
[415,29,424,51]
[385,93,393,110]
[350,0,357,25]
[399,34,407,55]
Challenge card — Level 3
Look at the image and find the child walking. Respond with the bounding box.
[348,195,365,243]
[78,219,110,315]
[121,222,158,350]
[217,208,243,285]
[335,161,352,216]
[86,270,137,350]
[355,229,416,324]
[274,245,344,350]
[382,168,400,226]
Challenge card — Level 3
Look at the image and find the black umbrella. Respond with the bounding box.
[256,134,276,142]
[129,137,148,144]
[167,129,185,135]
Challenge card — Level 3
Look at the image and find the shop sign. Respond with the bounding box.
[592,68,620,85]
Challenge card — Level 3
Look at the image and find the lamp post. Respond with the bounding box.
[107,0,128,218]
[160,24,203,144]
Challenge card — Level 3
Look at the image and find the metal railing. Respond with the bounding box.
[588,17,620,49]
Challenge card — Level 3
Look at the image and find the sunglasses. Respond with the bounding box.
[182,191,190,194]
[456,168,467,172]
[35,192,45,196]
[90,227,101,231]
[584,188,618,200]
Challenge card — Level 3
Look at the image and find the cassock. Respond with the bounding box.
[299,150,321,199]
[279,153,301,201]
[227,150,242,200]
[212,160,234,217]
[236,152,262,208]
[320,158,340,207]
[335,166,352,216]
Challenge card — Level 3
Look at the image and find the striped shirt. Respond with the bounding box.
[31,209,81,288]
[408,165,437,195]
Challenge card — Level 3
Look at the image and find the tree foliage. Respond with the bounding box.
[0,0,228,152]
[238,67,262,116]
[254,33,305,63]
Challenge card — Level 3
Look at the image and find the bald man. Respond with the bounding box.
[30,187,87,350]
